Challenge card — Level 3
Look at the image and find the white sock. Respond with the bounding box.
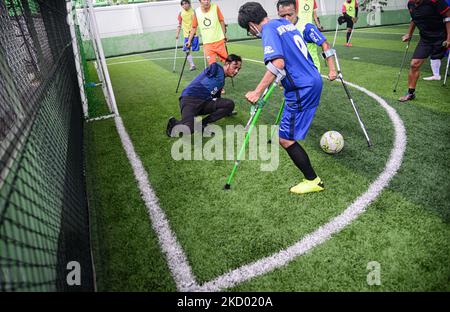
[430,59,441,77]
[187,54,195,67]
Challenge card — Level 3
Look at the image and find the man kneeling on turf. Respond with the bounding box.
[167,54,242,137]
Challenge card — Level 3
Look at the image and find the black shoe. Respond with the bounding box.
[166,117,177,137]
[227,110,237,117]
[398,93,415,102]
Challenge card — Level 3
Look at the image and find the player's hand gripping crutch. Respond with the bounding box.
[224,72,284,190]
[333,50,372,147]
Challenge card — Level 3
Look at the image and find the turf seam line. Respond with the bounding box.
[114,116,198,291]
[107,56,205,66]
[191,58,407,292]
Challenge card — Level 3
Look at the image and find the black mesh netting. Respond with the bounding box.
[0,0,94,291]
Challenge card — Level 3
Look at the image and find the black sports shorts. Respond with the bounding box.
[412,38,447,60]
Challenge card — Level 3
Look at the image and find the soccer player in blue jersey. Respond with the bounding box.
[238,2,337,194]
[166,54,242,137]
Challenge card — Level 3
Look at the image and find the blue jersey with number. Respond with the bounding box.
[181,62,224,100]
[262,19,325,102]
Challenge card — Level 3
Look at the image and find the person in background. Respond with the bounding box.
[176,0,199,71]
[341,0,358,47]
[399,0,449,102]
[277,0,324,72]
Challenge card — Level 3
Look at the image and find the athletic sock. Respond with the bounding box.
[187,54,194,67]
[408,88,415,95]
[430,59,441,77]
[346,31,351,43]
[285,142,317,181]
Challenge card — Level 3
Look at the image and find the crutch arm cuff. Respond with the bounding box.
[266,62,286,83]
[322,48,336,59]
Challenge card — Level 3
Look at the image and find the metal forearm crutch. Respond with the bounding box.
[334,51,372,147]
[175,50,190,93]
[332,18,339,48]
[393,39,411,92]
[267,99,285,144]
[172,37,179,73]
[442,42,449,86]
[224,75,283,190]
[443,55,449,86]
[347,23,355,45]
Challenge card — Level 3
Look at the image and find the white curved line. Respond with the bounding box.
[114,56,406,292]
[193,58,406,291]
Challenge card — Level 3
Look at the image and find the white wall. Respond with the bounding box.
[79,0,408,39]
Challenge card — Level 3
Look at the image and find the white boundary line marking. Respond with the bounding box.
[113,57,406,292]
[114,116,198,291]
[193,58,407,291]
[355,31,418,36]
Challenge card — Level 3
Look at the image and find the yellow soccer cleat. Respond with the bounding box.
[289,177,324,195]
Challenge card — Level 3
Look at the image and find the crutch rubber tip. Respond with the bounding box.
[224,184,231,190]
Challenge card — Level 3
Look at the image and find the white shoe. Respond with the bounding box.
[423,75,441,81]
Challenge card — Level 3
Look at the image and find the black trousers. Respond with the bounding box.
[338,14,354,29]
[176,96,235,134]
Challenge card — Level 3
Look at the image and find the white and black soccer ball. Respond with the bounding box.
[320,131,344,154]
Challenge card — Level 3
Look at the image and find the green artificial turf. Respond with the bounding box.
[84,24,450,291]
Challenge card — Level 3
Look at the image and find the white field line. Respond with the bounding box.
[192,58,406,292]
[355,31,419,36]
[108,56,204,66]
[108,49,170,61]
[113,56,406,292]
[114,116,199,291]
[107,44,209,61]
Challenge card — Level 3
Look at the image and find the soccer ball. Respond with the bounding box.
[320,131,344,154]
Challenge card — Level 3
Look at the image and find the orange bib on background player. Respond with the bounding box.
[195,3,224,44]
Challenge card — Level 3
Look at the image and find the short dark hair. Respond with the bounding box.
[276,0,296,10]
[180,0,190,5]
[225,54,242,64]
[238,2,268,31]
